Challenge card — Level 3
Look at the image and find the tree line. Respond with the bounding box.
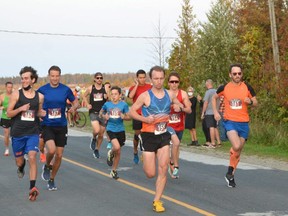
[167,0,288,126]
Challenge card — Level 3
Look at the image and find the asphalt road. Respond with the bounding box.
[0,128,287,216]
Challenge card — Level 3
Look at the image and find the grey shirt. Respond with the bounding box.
[203,88,216,115]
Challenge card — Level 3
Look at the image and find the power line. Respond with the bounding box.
[0,29,177,40]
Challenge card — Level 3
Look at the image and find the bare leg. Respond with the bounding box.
[154,145,169,201]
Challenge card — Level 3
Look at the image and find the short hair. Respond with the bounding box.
[206,79,213,85]
[168,71,180,81]
[48,65,61,75]
[229,63,243,72]
[136,69,146,77]
[149,66,165,79]
[110,86,121,94]
[5,81,13,86]
[187,86,194,92]
[94,72,103,78]
[19,66,38,84]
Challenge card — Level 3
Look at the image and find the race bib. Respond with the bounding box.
[109,108,121,119]
[169,113,181,123]
[230,99,242,110]
[93,93,103,101]
[154,122,167,135]
[21,110,35,121]
[48,108,61,119]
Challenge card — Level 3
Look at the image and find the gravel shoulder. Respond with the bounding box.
[181,145,288,171]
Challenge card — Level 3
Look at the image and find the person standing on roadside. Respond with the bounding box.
[167,71,191,179]
[38,65,78,191]
[128,69,152,164]
[82,72,110,158]
[185,86,200,146]
[129,66,184,213]
[7,66,45,201]
[102,86,130,180]
[212,63,257,188]
[201,79,221,148]
[0,81,13,156]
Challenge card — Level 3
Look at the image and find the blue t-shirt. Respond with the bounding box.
[102,101,129,132]
[37,83,75,126]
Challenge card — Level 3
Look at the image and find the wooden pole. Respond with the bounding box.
[268,0,281,75]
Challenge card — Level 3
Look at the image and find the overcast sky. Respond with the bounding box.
[0,0,213,77]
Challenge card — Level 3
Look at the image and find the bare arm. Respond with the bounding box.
[82,86,92,110]
[37,93,46,117]
[122,112,131,121]
[181,90,192,114]
[128,83,138,99]
[201,101,208,119]
[212,93,221,121]
[7,91,30,118]
[104,85,111,101]
[68,97,79,113]
[0,94,3,109]
[168,90,183,113]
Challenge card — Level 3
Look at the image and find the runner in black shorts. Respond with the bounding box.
[128,69,152,164]
[38,66,79,191]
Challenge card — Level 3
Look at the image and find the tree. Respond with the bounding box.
[193,0,238,86]
[167,0,198,88]
[149,17,170,68]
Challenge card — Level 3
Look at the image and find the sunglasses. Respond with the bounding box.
[232,72,242,76]
[169,80,179,84]
[95,77,103,80]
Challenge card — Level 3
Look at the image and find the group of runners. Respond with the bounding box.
[0,63,257,213]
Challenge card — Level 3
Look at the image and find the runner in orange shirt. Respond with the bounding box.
[212,63,257,188]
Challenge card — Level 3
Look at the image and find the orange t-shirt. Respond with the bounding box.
[217,82,256,122]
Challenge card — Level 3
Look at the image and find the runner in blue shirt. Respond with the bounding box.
[37,65,79,191]
[101,86,130,180]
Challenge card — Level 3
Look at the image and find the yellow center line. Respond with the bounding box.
[63,157,216,216]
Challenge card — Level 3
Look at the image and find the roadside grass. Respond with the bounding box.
[80,111,288,162]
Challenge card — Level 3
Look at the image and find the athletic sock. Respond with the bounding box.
[30,180,36,189]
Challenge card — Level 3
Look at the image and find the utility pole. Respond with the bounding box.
[268,0,281,76]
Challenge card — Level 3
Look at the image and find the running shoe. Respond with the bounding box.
[225,173,236,188]
[90,137,96,151]
[133,153,139,164]
[168,162,176,179]
[106,142,112,149]
[41,164,51,181]
[29,187,39,201]
[110,170,119,180]
[17,160,26,178]
[107,150,114,167]
[153,200,165,212]
[172,167,179,179]
[17,168,25,178]
[93,149,100,158]
[4,149,9,156]
[47,179,58,191]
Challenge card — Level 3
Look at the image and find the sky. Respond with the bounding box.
[0,0,213,77]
